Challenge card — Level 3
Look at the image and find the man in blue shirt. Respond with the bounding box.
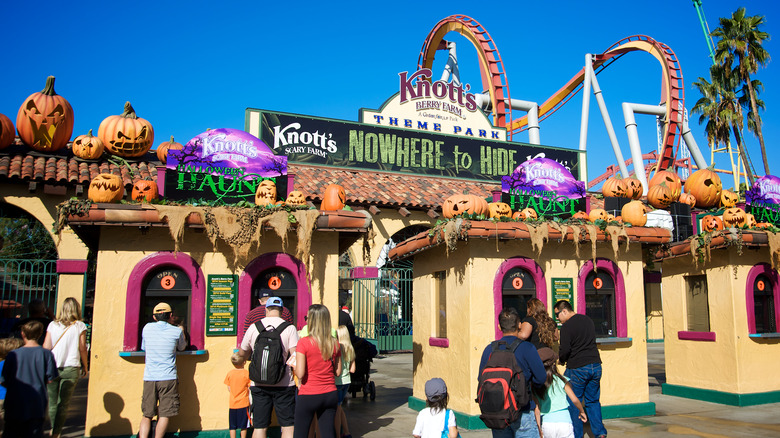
[139,302,187,438]
[479,307,545,438]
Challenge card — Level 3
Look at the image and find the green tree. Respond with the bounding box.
[0,217,57,260]
[711,7,771,175]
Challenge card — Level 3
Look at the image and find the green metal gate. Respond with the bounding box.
[0,259,59,337]
[346,267,413,352]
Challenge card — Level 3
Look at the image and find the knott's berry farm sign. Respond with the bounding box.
[746,175,780,226]
[165,128,287,203]
[245,109,581,183]
[501,157,586,217]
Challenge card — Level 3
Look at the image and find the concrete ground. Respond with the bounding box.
[63,344,780,437]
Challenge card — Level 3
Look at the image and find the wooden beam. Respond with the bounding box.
[28,181,37,192]
[44,184,67,196]
[398,207,411,217]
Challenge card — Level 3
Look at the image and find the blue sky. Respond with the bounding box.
[1,0,777,190]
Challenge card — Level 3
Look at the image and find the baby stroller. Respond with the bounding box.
[349,334,378,400]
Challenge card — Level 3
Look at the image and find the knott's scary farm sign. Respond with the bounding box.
[245,109,580,183]
[746,175,780,226]
[165,128,287,203]
[501,157,586,217]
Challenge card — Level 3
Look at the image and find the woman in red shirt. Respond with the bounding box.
[294,304,341,438]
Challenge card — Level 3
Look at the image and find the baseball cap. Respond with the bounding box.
[425,377,447,399]
[265,297,283,308]
[153,302,172,314]
[259,291,272,298]
[538,347,557,363]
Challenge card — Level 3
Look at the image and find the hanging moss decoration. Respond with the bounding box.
[765,230,780,271]
[293,209,321,263]
[605,225,629,260]
[266,211,291,249]
[153,205,207,253]
[527,223,549,257]
[583,224,599,267]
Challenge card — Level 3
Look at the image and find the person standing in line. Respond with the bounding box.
[224,352,251,438]
[293,304,341,438]
[554,300,606,438]
[518,298,559,350]
[532,347,587,438]
[334,325,355,438]
[43,297,89,438]
[241,292,293,339]
[12,299,53,345]
[2,321,59,438]
[0,337,24,432]
[478,307,546,438]
[138,303,187,438]
[412,377,459,438]
[239,297,299,438]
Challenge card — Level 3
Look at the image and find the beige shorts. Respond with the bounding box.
[142,380,180,418]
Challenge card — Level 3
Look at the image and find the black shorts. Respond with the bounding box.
[250,385,296,428]
[229,407,251,430]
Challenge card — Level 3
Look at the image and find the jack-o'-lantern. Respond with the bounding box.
[521,208,538,220]
[744,213,757,229]
[602,176,628,198]
[685,165,722,208]
[589,208,608,223]
[255,180,278,206]
[321,184,347,211]
[88,173,124,203]
[16,76,74,152]
[678,192,696,208]
[614,215,623,223]
[649,170,682,201]
[647,183,674,209]
[624,177,643,200]
[756,222,774,230]
[0,113,14,150]
[572,211,589,220]
[156,135,184,164]
[722,207,746,228]
[512,211,525,220]
[720,190,739,208]
[488,202,512,219]
[441,194,489,218]
[98,102,155,158]
[131,179,158,202]
[285,190,307,207]
[606,214,615,222]
[701,215,724,232]
[621,200,647,226]
[71,129,104,160]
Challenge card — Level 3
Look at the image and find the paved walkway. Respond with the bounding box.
[63,344,780,437]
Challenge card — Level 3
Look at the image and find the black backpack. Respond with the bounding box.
[249,321,292,385]
[475,339,529,429]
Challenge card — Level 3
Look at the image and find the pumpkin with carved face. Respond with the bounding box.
[720,190,739,208]
[678,192,697,208]
[701,215,724,232]
[602,176,628,198]
[512,211,525,220]
[722,207,746,228]
[649,170,682,201]
[16,76,74,152]
[98,102,154,158]
[321,184,347,211]
[625,177,643,200]
[0,113,14,150]
[255,180,278,206]
[441,194,489,218]
[72,129,104,160]
[685,166,722,208]
[156,135,183,164]
[88,173,124,203]
[621,200,647,226]
[745,213,757,229]
[285,190,307,207]
[589,208,608,223]
[488,202,512,219]
[572,211,589,220]
[647,183,674,209]
[131,179,158,202]
[521,208,538,220]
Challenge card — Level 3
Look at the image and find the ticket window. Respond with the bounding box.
[584,270,616,338]
[501,267,537,319]
[753,274,777,334]
[139,267,192,348]
[253,268,297,322]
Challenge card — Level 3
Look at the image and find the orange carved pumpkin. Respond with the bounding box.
[602,176,628,198]
[722,207,746,228]
[488,202,512,219]
[321,184,347,211]
[701,215,724,232]
[647,183,674,209]
[621,201,647,226]
[589,208,608,222]
[88,173,124,203]
[131,179,158,202]
[512,211,525,220]
[685,166,722,208]
[521,208,538,220]
[572,211,589,220]
[756,222,774,230]
[0,113,14,150]
[98,101,155,157]
[72,129,105,160]
[285,190,307,207]
[744,213,757,229]
[624,177,643,200]
[255,180,278,206]
[441,194,489,218]
[649,170,682,201]
[720,190,739,208]
[156,135,184,164]
[678,192,697,208]
[16,76,74,152]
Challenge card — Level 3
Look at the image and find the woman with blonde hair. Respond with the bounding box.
[43,297,89,438]
[294,304,341,438]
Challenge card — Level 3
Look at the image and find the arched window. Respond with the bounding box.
[577,258,627,338]
[746,263,780,335]
[501,267,537,320]
[493,257,546,340]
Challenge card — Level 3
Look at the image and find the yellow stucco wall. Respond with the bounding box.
[645,282,664,341]
[348,210,434,265]
[85,226,341,436]
[660,246,780,394]
[411,238,650,416]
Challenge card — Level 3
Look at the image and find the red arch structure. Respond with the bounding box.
[419,16,685,178]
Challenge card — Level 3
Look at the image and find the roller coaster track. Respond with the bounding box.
[417,14,512,129]
[419,18,684,178]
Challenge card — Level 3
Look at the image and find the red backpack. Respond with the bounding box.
[475,339,528,429]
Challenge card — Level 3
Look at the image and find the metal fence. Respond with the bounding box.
[0,258,58,337]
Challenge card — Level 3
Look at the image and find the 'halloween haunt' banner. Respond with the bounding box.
[746,175,780,226]
[501,157,586,218]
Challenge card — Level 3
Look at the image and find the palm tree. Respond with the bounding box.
[712,7,771,175]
